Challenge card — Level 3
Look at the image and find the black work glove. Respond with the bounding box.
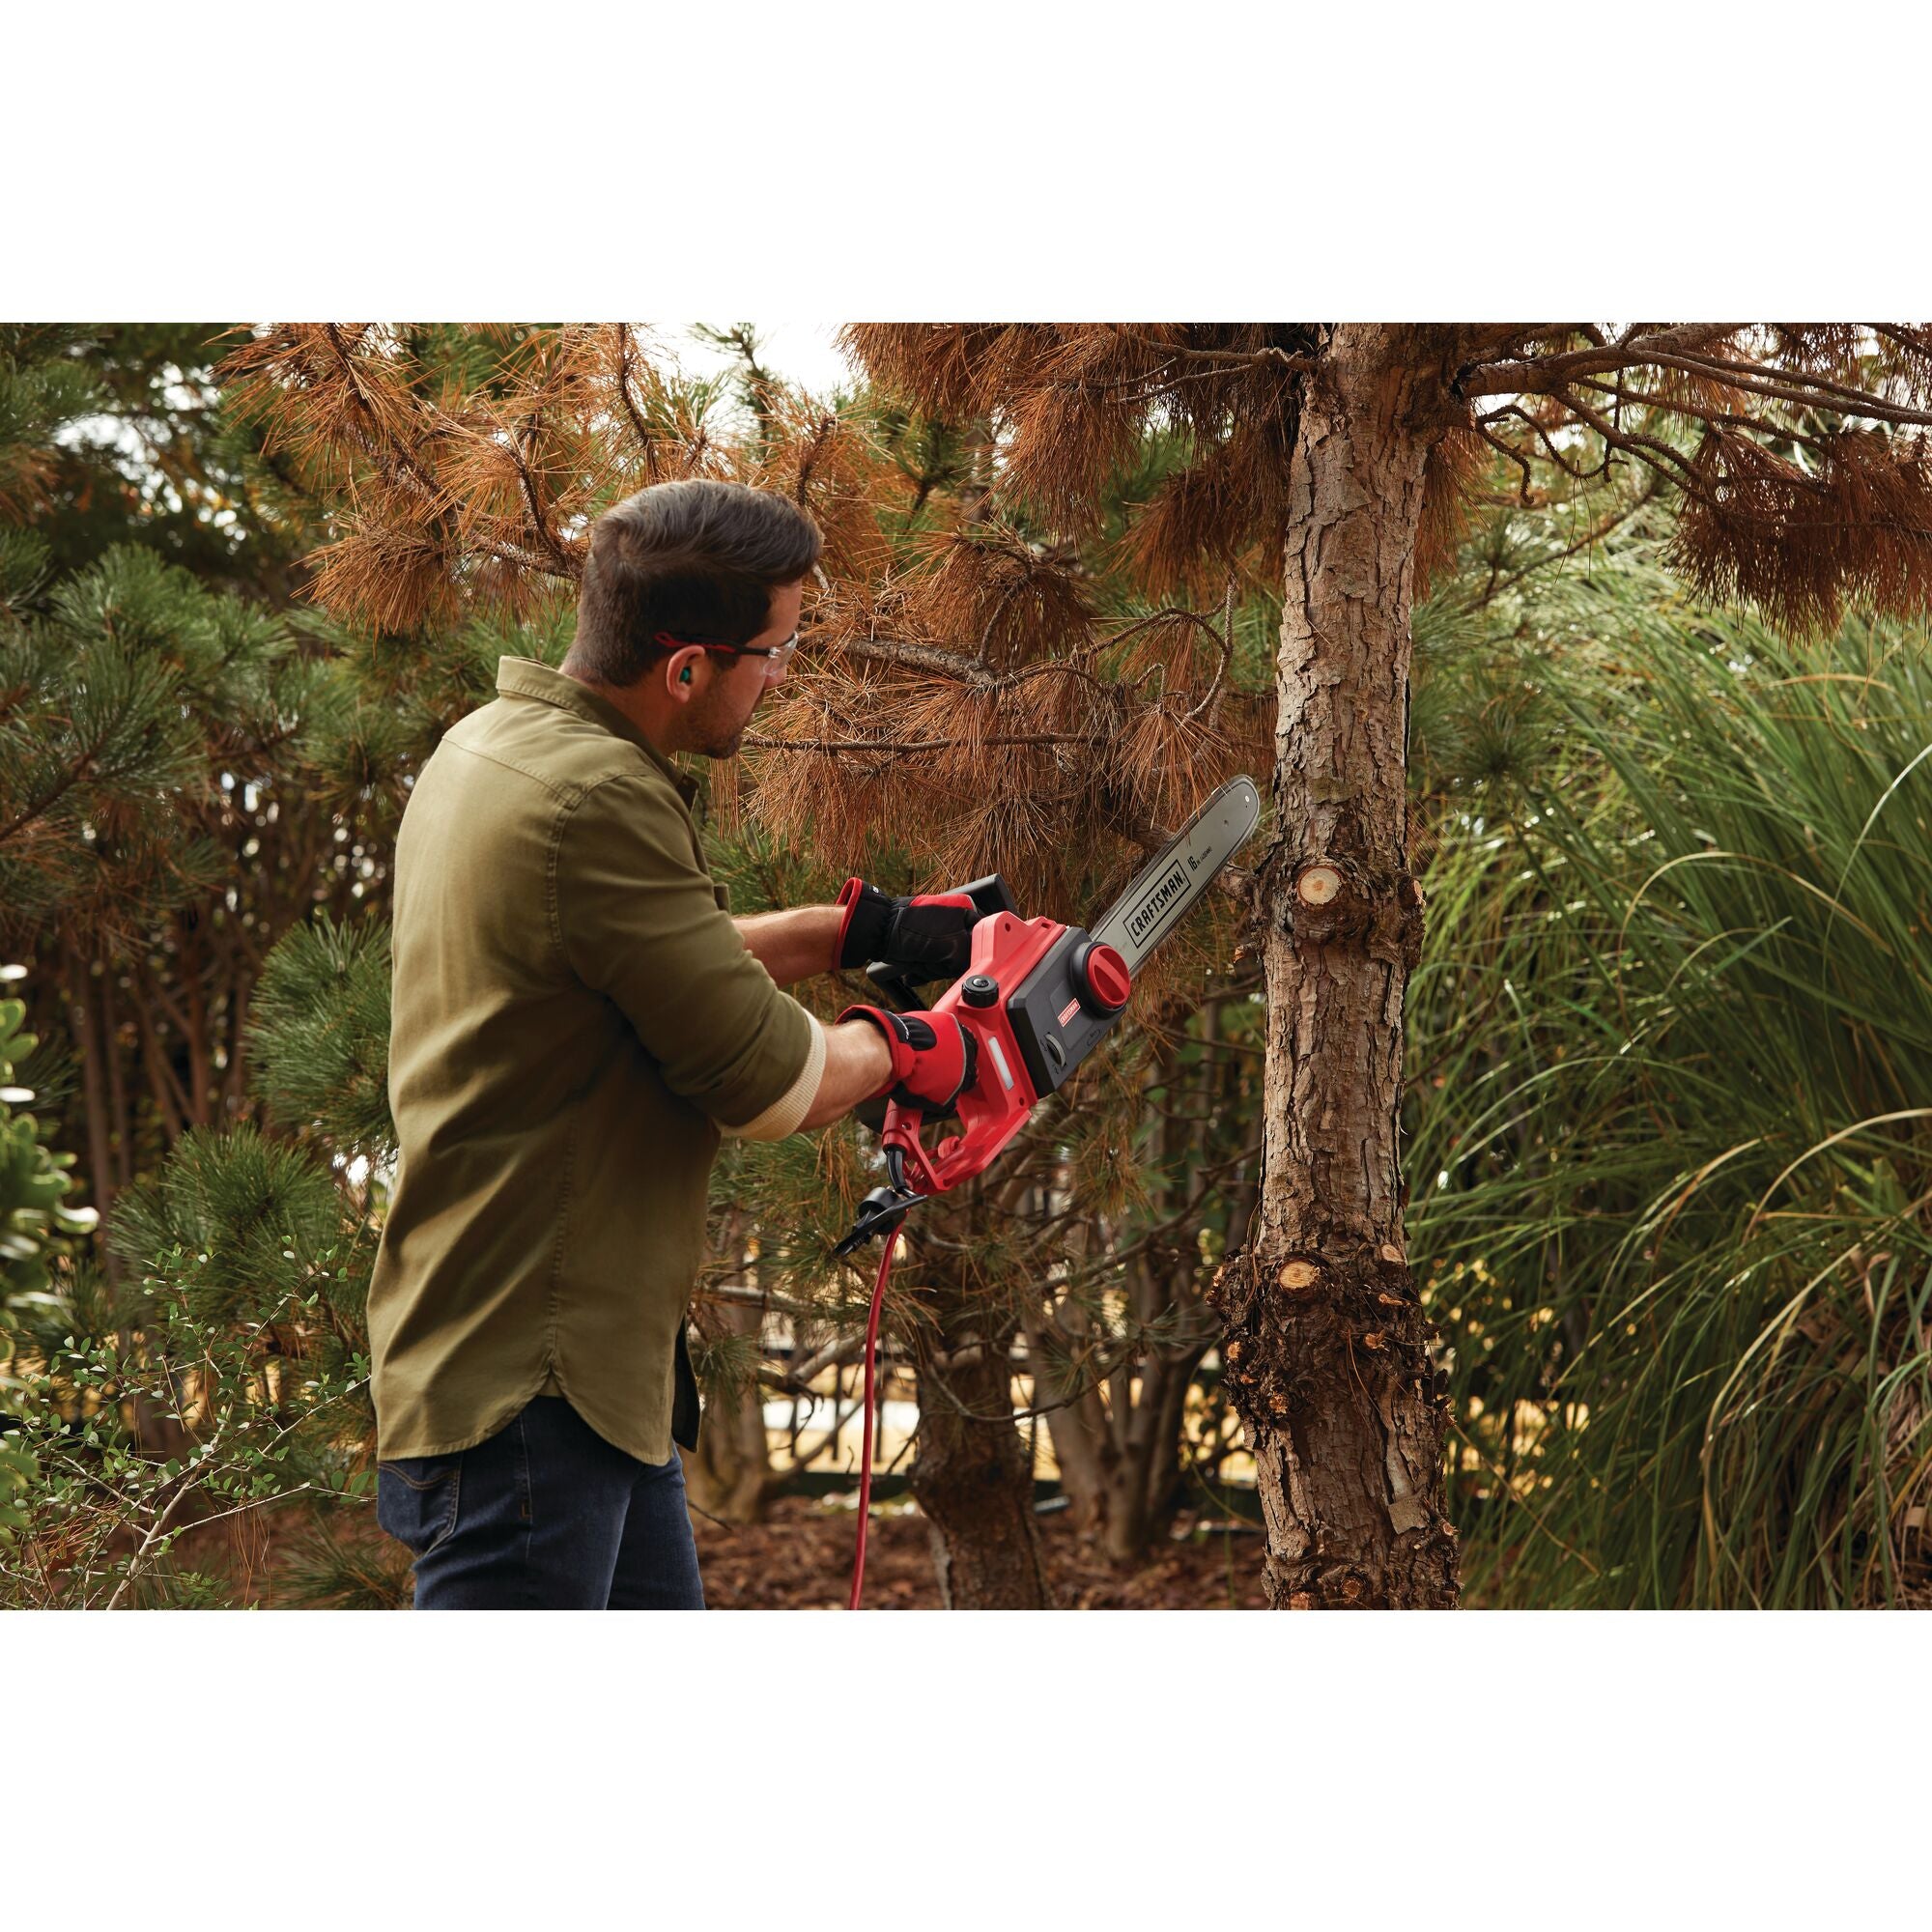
[832,877,982,983]
[838,1004,980,1115]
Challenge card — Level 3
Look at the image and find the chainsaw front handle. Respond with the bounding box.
[860,873,1020,1009]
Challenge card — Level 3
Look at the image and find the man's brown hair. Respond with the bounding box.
[566,480,823,687]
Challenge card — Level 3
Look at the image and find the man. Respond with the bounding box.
[369,479,980,1609]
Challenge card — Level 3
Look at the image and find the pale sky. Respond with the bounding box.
[670,322,859,403]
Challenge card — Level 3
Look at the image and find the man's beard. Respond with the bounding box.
[686,684,756,759]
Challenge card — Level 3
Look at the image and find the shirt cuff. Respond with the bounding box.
[720,1019,825,1142]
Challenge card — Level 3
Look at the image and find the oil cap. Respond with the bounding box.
[961,974,1000,1009]
[1072,941,1131,1014]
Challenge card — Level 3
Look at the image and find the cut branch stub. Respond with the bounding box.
[1277,1259,1321,1293]
[1294,863,1343,907]
[1284,856,1424,965]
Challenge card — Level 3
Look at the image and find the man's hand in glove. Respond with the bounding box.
[832,878,982,983]
[837,1005,979,1113]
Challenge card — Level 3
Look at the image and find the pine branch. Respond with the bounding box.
[1448,474,1662,616]
[317,325,446,504]
[840,633,994,683]
[1112,328,1317,377]
[1463,326,1932,429]
[613,322,657,459]
[745,729,1109,753]
[1457,326,1748,399]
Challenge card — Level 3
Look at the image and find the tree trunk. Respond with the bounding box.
[911,1256,1053,1608]
[1211,327,1460,1609]
[1041,1321,1206,1568]
[99,952,136,1193]
[1093,1348,1204,1567]
[60,931,118,1227]
[682,1295,779,1525]
[683,1217,779,1524]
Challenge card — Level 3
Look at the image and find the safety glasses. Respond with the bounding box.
[656,631,799,680]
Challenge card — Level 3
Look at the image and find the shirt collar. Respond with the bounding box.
[495,657,688,794]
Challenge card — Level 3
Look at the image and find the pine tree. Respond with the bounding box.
[838,324,1932,1607]
[0,325,365,1220]
[0,318,434,1600]
[0,961,99,1537]
[0,912,392,1607]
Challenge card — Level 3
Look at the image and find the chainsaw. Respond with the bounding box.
[834,776,1263,1259]
[829,778,1261,1606]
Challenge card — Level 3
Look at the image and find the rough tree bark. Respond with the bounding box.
[1210,326,1461,1608]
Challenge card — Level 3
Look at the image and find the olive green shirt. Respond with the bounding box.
[368,657,816,1466]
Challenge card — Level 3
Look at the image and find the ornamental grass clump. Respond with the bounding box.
[1407,545,1932,1607]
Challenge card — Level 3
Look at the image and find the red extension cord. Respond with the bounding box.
[846,1231,898,1609]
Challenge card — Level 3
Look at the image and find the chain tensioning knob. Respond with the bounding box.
[1071,941,1131,1014]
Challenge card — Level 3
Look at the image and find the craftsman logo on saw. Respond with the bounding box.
[1123,860,1190,952]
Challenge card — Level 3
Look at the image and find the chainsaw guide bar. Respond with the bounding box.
[1089,777,1263,974]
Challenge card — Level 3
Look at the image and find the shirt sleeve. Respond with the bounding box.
[556,773,816,1130]
[720,1018,825,1142]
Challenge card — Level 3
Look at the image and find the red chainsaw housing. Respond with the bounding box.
[880,911,1071,1197]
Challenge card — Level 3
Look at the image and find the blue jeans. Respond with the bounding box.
[377,1396,706,1609]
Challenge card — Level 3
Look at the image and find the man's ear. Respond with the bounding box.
[661,645,704,699]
